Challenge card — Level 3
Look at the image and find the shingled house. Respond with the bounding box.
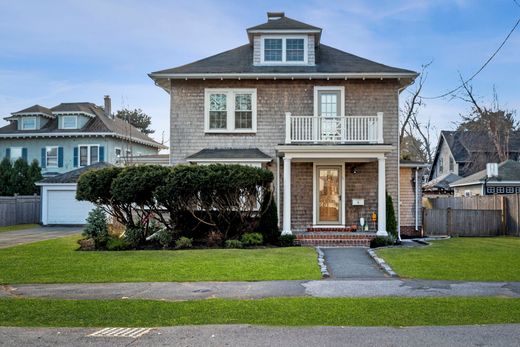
[149,12,417,245]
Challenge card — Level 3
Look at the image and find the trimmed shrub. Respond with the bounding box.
[241,232,263,247]
[225,240,243,249]
[124,225,147,248]
[256,191,280,244]
[175,237,193,249]
[82,207,109,249]
[278,234,296,247]
[370,236,395,248]
[386,192,398,239]
[106,237,131,251]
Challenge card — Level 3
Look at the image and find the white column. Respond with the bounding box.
[377,157,388,236]
[285,112,292,144]
[282,156,292,235]
[377,112,384,144]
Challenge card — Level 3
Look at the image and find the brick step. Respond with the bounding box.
[296,232,376,247]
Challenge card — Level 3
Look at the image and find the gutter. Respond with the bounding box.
[149,72,418,80]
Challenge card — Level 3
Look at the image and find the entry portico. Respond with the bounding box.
[277,145,392,237]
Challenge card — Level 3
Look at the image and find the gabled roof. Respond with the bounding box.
[247,15,321,31]
[186,148,272,161]
[38,162,112,184]
[150,44,416,76]
[0,102,166,149]
[450,160,520,187]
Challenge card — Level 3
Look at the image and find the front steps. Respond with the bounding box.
[296,232,377,247]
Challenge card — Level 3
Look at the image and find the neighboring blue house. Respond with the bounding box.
[0,96,166,175]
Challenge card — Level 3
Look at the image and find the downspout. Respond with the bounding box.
[415,167,419,231]
[276,155,281,228]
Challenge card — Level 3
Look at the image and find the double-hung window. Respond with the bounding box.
[79,145,100,166]
[205,89,257,133]
[62,115,78,129]
[261,36,307,63]
[21,117,36,130]
[10,147,23,161]
[46,146,58,168]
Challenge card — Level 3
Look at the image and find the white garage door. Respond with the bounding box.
[47,189,94,224]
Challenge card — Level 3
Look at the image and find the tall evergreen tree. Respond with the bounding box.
[0,158,13,196]
[27,160,42,195]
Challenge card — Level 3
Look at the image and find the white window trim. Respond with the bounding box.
[204,88,257,133]
[10,147,23,160]
[61,115,78,129]
[260,35,308,65]
[46,146,59,168]
[313,86,346,117]
[21,117,37,130]
[78,144,100,167]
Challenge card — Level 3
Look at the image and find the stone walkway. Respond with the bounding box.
[0,226,81,249]
[2,279,519,300]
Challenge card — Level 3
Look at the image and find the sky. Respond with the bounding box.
[0,0,519,149]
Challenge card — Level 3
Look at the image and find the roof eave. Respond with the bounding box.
[150,72,418,80]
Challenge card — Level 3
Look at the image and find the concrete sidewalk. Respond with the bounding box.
[2,279,520,300]
[0,226,81,249]
[1,324,519,347]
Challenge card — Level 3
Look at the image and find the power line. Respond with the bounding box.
[420,15,520,100]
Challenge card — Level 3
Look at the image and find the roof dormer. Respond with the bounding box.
[247,12,322,66]
[5,105,54,131]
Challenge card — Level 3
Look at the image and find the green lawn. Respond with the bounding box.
[0,236,321,284]
[0,224,39,233]
[377,237,520,281]
[1,297,520,327]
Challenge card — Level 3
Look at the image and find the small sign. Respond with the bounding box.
[352,198,364,206]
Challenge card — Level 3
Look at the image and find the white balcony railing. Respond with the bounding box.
[284,112,384,144]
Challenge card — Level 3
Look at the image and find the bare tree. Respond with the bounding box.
[457,79,518,162]
[406,115,436,163]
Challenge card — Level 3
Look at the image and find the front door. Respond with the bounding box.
[317,166,342,224]
[318,90,341,141]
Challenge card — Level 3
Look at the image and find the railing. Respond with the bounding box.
[285,112,384,144]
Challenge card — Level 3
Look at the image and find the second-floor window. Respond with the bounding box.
[204,89,257,133]
[261,36,307,64]
[21,117,36,130]
[79,145,99,166]
[449,157,454,172]
[46,146,58,168]
[62,115,78,129]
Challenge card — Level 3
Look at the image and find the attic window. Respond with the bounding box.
[62,115,78,129]
[21,117,36,130]
[261,36,307,64]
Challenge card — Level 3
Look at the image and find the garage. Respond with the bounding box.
[37,163,108,225]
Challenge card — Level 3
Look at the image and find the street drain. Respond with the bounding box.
[89,327,152,338]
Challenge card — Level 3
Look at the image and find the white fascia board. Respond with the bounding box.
[35,182,78,187]
[247,29,322,34]
[149,72,418,80]
[276,145,393,159]
[52,111,97,118]
[0,132,166,149]
[400,163,429,168]
[10,112,55,119]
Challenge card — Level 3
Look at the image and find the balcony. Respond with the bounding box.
[284,112,384,144]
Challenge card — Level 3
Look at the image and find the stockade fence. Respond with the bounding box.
[423,194,520,237]
[0,194,41,227]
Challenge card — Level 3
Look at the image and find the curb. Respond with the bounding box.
[315,247,330,278]
[366,249,398,277]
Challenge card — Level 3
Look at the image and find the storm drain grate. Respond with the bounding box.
[89,327,152,338]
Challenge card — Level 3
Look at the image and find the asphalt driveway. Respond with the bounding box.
[0,226,81,249]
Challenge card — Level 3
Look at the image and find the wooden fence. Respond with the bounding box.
[0,195,41,227]
[423,195,520,237]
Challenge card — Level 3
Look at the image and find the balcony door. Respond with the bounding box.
[317,90,342,141]
[316,166,342,224]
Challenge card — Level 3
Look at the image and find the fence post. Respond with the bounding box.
[446,207,452,236]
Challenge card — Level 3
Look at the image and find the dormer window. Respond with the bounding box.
[21,117,36,130]
[261,36,307,64]
[62,115,78,129]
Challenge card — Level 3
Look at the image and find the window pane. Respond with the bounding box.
[63,116,76,128]
[47,147,58,167]
[286,38,304,61]
[209,94,226,111]
[11,147,22,160]
[90,146,99,164]
[209,111,227,129]
[22,118,36,129]
[235,94,252,129]
[264,39,282,61]
[80,146,88,166]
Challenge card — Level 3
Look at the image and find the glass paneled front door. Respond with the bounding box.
[317,166,341,224]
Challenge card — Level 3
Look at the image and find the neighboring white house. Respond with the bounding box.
[36,163,108,225]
